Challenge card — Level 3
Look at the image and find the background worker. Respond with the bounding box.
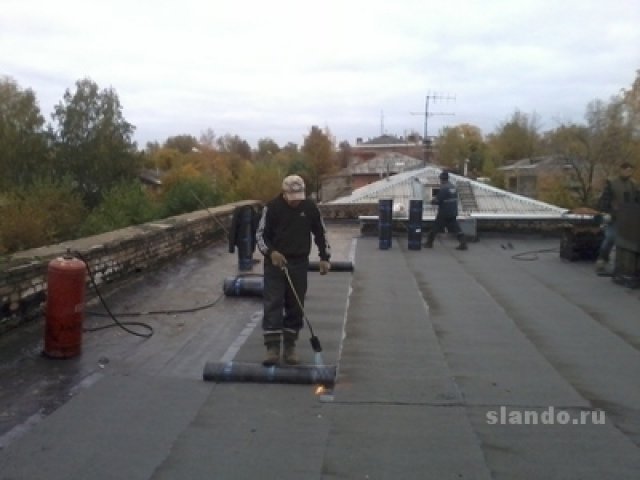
[595,162,638,274]
[256,175,331,366]
[424,170,468,250]
[228,204,261,271]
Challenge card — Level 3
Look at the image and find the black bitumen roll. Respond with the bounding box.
[203,361,337,386]
[223,276,264,297]
[308,260,354,272]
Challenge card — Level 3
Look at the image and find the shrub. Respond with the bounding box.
[160,176,222,217]
[80,181,159,235]
[0,177,87,253]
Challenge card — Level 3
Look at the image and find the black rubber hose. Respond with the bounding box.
[74,251,154,338]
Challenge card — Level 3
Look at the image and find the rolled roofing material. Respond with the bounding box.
[203,361,337,386]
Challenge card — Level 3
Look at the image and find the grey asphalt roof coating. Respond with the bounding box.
[1,223,639,479]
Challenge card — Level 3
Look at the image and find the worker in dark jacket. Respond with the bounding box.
[256,175,331,366]
[595,162,638,274]
[228,204,260,270]
[424,170,468,250]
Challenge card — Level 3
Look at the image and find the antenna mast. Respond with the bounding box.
[411,92,455,164]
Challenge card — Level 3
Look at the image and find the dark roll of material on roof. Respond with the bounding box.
[223,275,264,297]
[203,361,337,387]
[308,260,354,272]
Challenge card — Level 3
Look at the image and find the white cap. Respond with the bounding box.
[282,175,306,200]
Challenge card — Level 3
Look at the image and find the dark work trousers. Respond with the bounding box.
[427,215,462,242]
[262,257,309,335]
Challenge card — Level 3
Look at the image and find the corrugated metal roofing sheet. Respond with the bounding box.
[326,165,567,217]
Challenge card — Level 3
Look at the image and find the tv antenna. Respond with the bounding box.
[411,93,455,163]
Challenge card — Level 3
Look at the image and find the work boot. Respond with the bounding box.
[424,234,434,248]
[283,330,300,365]
[595,258,608,275]
[262,332,281,366]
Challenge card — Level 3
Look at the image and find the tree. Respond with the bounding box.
[0,177,87,252]
[80,181,158,235]
[216,134,252,160]
[256,138,281,161]
[543,124,593,204]
[622,69,640,132]
[586,97,636,178]
[232,162,282,201]
[543,93,637,206]
[487,110,542,164]
[160,174,222,217]
[435,124,486,174]
[199,128,216,149]
[164,134,199,154]
[621,70,640,179]
[302,126,335,198]
[50,78,140,208]
[0,76,50,189]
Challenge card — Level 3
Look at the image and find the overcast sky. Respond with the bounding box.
[2,0,639,148]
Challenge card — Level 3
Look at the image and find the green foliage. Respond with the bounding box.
[0,76,50,189]
[80,181,159,236]
[0,177,87,253]
[256,138,281,161]
[537,174,582,210]
[435,124,487,174]
[216,134,252,160]
[302,126,335,197]
[164,134,199,154]
[487,110,542,164]
[146,147,187,171]
[232,162,283,202]
[622,69,640,139]
[50,78,141,208]
[160,176,222,217]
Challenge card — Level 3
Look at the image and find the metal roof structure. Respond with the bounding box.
[327,165,568,219]
[349,152,424,175]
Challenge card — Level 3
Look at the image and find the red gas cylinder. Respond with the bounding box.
[44,254,87,358]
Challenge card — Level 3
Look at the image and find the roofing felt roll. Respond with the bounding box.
[308,260,354,272]
[203,361,337,387]
[223,275,264,297]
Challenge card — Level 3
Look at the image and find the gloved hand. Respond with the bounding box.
[270,250,286,268]
[319,260,331,275]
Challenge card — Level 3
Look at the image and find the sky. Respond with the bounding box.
[2,0,639,149]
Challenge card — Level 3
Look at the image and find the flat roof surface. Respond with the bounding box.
[1,223,639,479]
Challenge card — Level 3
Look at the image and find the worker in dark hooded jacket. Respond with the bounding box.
[595,162,638,274]
[256,175,331,366]
[424,170,468,250]
[228,204,260,270]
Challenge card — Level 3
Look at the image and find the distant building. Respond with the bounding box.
[352,134,425,161]
[320,152,424,202]
[498,155,600,200]
[138,169,163,190]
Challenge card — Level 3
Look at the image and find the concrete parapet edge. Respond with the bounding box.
[0,200,260,335]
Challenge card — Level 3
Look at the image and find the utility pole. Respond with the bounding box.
[411,93,455,165]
